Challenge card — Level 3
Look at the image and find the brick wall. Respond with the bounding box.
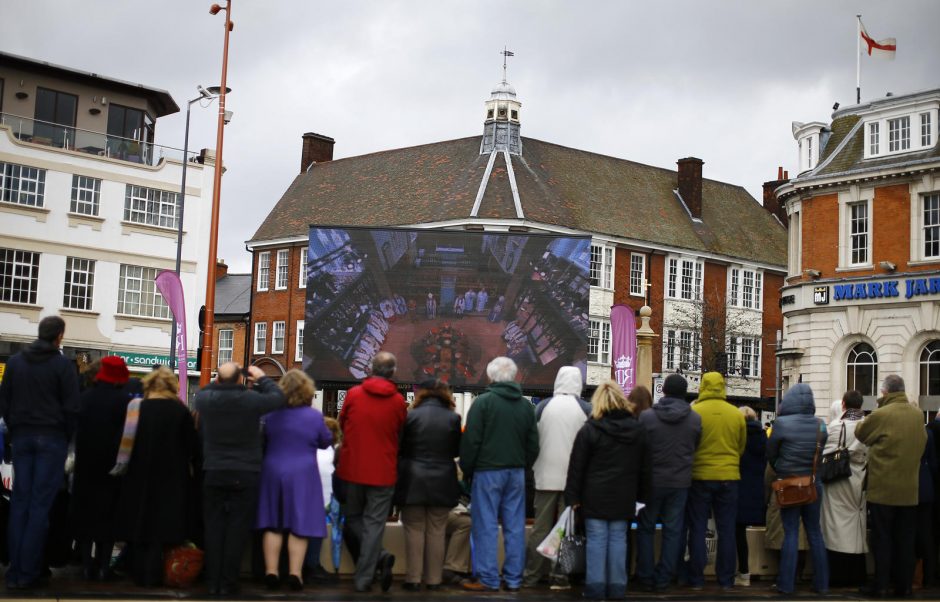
[249,245,308,375]
[211,319,248,370]
[701,261,728,371]
[761,271,785,401]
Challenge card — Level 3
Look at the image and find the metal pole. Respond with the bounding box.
[200,0,233,386]
[856,15,862,104]
[169,100,194,372]
[775,329,782,415]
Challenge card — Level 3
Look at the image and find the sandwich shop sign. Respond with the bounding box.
[815,276,940,304]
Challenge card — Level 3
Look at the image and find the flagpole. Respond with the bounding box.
[856,14,862,104]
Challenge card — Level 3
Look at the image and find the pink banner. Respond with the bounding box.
[156,270,188,402]
[610,305,637,396]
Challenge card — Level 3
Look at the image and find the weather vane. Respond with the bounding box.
[501,46,514,84]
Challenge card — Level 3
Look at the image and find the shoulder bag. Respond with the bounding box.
[555,506,586,575]
[771,420,824,508]
[818,422,852,483]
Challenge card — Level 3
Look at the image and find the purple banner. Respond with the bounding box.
[156,270,188,402]
[610,305,637,396]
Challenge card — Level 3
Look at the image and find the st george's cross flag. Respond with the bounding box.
[860,19,896,59]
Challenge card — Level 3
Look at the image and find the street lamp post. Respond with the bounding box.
[169,85,226,372]
[200,0,234,386]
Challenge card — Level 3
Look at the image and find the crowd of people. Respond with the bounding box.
[2,316,940,599]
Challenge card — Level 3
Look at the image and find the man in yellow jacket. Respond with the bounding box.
[685,372,746,591]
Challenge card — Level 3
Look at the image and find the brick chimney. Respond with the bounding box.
[216,259,228,279]
[300,132,335,173]
[762,166,790,225]
[677,157,704,219]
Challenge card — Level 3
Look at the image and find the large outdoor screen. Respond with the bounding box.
[302,226,591,389]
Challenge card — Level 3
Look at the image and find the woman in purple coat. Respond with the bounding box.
[257,370,332,590]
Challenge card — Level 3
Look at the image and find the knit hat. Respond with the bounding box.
[662,373,688,398]
[97,356,130,385]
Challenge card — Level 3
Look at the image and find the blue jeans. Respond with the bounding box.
[585,518,628,600]
[778,482,829,594]
[635,486,688,588]
[470,469,525,589]
[686,480,738,587]
[6,433,68,587]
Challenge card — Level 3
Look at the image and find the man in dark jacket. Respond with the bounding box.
[0,316,79,590]
[459,357,539,592]
[337,351,407,593]
[635,374,701,591]
[856,375,927,597]
[195,362,286,596]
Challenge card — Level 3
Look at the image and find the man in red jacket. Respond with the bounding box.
[337,351,407,592]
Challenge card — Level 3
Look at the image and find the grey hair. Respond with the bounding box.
[370,351,397,379]
[882,374,905,393]
[486,356,518,383]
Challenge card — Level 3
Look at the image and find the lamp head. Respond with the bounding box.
[206,86,232,96]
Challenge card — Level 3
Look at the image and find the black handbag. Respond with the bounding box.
[818,422,852,484]
[555,507,586,575]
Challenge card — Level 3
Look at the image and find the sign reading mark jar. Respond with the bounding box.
[828,276,940,302]
[813,287,829,305]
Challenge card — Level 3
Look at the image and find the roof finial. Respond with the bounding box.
[501,46,514,84]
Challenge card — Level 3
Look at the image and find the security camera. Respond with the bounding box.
[223,110,233,125]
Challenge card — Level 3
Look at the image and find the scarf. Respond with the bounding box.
[110,397,142,475]
[843,408,865,421]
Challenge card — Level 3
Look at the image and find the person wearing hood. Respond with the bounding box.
[459,357,539,593]
[635,373,701,592]
[855,375,927,597]
[522,366,590,589]
[766,383,829,596]
[72,356,133,581]
[0,316,79,590]
[733,406,767,587]
[336,351,407,593]
[565,380,651,600]
[686,371,745,591]
[195,361,286,596]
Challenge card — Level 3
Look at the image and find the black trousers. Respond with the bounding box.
[203,470,259,593]
[916,502,936,587]
[869,502,917,594]
[130,541,164,587]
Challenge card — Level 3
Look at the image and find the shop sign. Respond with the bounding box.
[813,287,829,305]
[111,351,197,371]
[831,276,940,302]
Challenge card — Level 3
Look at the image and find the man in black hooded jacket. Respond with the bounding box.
[0,316,79,590]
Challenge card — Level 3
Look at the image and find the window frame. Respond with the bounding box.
[63,256,95,311]
[589,244,614,289]
[117,264,169,319]
[662,327,701,373]
[727,335,762,378]
[0,247,40,305]
[0,161,46,207]
[869,122,880,155]
[70,175,101,216]
[666,256,703,301]
[888,115,911,152]
[275,249,289,290]
[254,322,267,355]
[299,247,308,288]
[295,319,305,361]
[218,329,234,367]
[257,251,270,291]
[849,201,870,266]
[629,253,646,297]
[272,320,286,354]
[922,112,933,147]
[846,342,878,397]
[123,184,178,229]
[587,318,612,364]
[923,192,940,260]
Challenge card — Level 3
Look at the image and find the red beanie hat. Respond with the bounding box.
[97,356,130,385]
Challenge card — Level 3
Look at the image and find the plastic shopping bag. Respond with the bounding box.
[536,505,573,561]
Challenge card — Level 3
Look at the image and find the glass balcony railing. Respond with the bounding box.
[0,113,197,167]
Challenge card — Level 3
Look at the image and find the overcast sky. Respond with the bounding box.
[4,1,939,271]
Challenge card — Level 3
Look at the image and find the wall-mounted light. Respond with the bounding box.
[15,91,28,100]
[804,268,821,278]
[878,260,897,271]
[88,108,101,115]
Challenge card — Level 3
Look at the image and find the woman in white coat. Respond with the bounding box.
[820,390,869,587]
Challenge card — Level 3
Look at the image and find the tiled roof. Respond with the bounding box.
[251,136,787,268]
[215,274,251,316]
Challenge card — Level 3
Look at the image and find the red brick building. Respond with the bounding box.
[244,78,787,406]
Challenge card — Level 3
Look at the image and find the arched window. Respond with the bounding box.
[847,342,878,396]
[920,341,940,396]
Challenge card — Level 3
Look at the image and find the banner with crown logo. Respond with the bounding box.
[610,305,637,396]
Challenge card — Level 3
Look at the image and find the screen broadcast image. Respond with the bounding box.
[302,226,591,389]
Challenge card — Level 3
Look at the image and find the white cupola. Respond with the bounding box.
[481,51,522,155]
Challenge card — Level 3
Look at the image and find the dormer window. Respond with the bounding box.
[511,109,518,120]
[922,112,933,146]
[888,116,910,152]
[869,123,880,155]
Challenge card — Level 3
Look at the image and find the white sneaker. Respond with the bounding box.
[734,573,751,587]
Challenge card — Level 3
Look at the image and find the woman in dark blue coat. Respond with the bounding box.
[395,379,461,591]
[734,406,766,587]
[766,383,829,595]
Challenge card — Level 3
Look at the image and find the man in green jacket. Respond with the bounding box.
[855,374,926,597]
[459,357,539,593]
[686,372,746,591]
